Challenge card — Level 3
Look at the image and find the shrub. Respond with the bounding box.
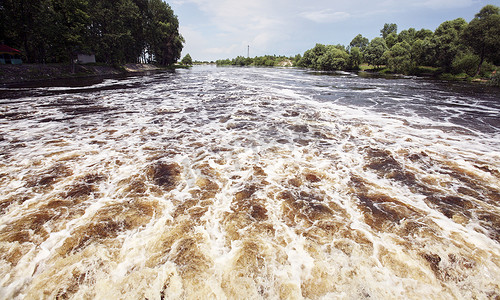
[452,53,480,76]
[489,70,500,86]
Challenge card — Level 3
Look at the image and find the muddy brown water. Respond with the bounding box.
[0,66,499,299]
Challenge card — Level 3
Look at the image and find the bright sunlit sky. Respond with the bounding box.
[170,0,499,61]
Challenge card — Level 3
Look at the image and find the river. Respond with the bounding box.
[0,65,499,299]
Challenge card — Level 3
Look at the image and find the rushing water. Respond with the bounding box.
[0,66,499,299]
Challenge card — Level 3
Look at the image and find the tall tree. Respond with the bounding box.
[146,0,184,66]
[411,37,433,67]
[462,5,500,75]
[1,0,51,62]
[398,28,416,44]
[181,53,192,65]
[1,0,184,65]
[415,28,433,40]
[386,41,413,74]
[49,0,90,63]
[365,37,388,67]
[385,32,398,48]
[380,23,397,39]
[348,47,363,69]
[87,0,143,64]
[431,18,468,71]
[316,45,349,71]
[349,34,369,52]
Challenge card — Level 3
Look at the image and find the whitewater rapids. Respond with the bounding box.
[0,66,499,299]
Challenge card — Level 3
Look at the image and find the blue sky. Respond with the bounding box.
[170,0,499,61]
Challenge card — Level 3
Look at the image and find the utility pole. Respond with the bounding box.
[247,45,249,58]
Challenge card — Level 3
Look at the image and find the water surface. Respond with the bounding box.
[0,66,499,299]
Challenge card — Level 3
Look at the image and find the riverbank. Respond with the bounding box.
[0,63,173,85]
[358,63,499,86]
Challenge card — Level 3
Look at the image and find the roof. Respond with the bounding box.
[0,45,21,54]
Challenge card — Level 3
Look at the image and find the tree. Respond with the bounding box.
[411,37,433,66]
[316,46,349,71]
[386,41,413,74]
[146,0,184,65]
[297,44,326,69]
[348,47,363,70]
[415,28,433,40]
[385,32,398,48]
[297,44,349,71]
[365,37,388,67]
[1,0,54,63]
[452,52,481,76]
[462,5,500,75]
[181,53,192,65]
[381,23,397,39]
[0,0,184,65]
[297,49,315,68]
[398,28,416,44]
[50,0,90,63]
[86,0,143,64]
[293,54,302,66]
[431,18,468,71]
[349,34,369,52]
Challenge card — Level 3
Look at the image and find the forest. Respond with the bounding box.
[0,0,184,66]
[217,5,500,84]
[216,55,300,67]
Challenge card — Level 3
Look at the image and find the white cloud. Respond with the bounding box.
[206,44,239,55]
[412,0,479,9]
[178,25,208,58]
[300,9,351,23]
[175,0,296,59]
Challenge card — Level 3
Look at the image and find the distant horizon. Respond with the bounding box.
[171,0,496,61]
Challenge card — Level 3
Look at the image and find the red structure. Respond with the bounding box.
[0,45,23,64]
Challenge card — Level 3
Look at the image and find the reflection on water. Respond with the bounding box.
[0,66,499,299]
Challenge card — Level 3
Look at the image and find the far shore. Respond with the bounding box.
[0,63,183,86]
[2,63,497,87]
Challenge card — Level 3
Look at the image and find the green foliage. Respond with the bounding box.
[87,0,143,64]
[348,47,363,70]
[431,18,468,72]
[385,32,398,49]
[349,34,369,52]
[297,49,315,68]
[293,54,302,66]
[216,55,296,67]
[297,44,326,68]
[181,53,193,66]
[253,56,277,66]
[0,0,184,65]
[297,44,349,71]
[452,52,480,76]
[317,46,349,71]
[145,0,184,65]
[231,56,252,66]
[462,4,500,74]
[489,70,500,87]
[381,23,397,39]
[386,42,413,74]
[364,37,388,67]
[398,28,416,44]
[410,37,434,67]
[215,59,232,66]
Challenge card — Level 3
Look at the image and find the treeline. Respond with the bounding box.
[0,0,184,65]
[298,5,500,80]
[216,55,301,67]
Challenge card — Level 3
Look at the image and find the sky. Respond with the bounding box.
[170,0,499,62]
